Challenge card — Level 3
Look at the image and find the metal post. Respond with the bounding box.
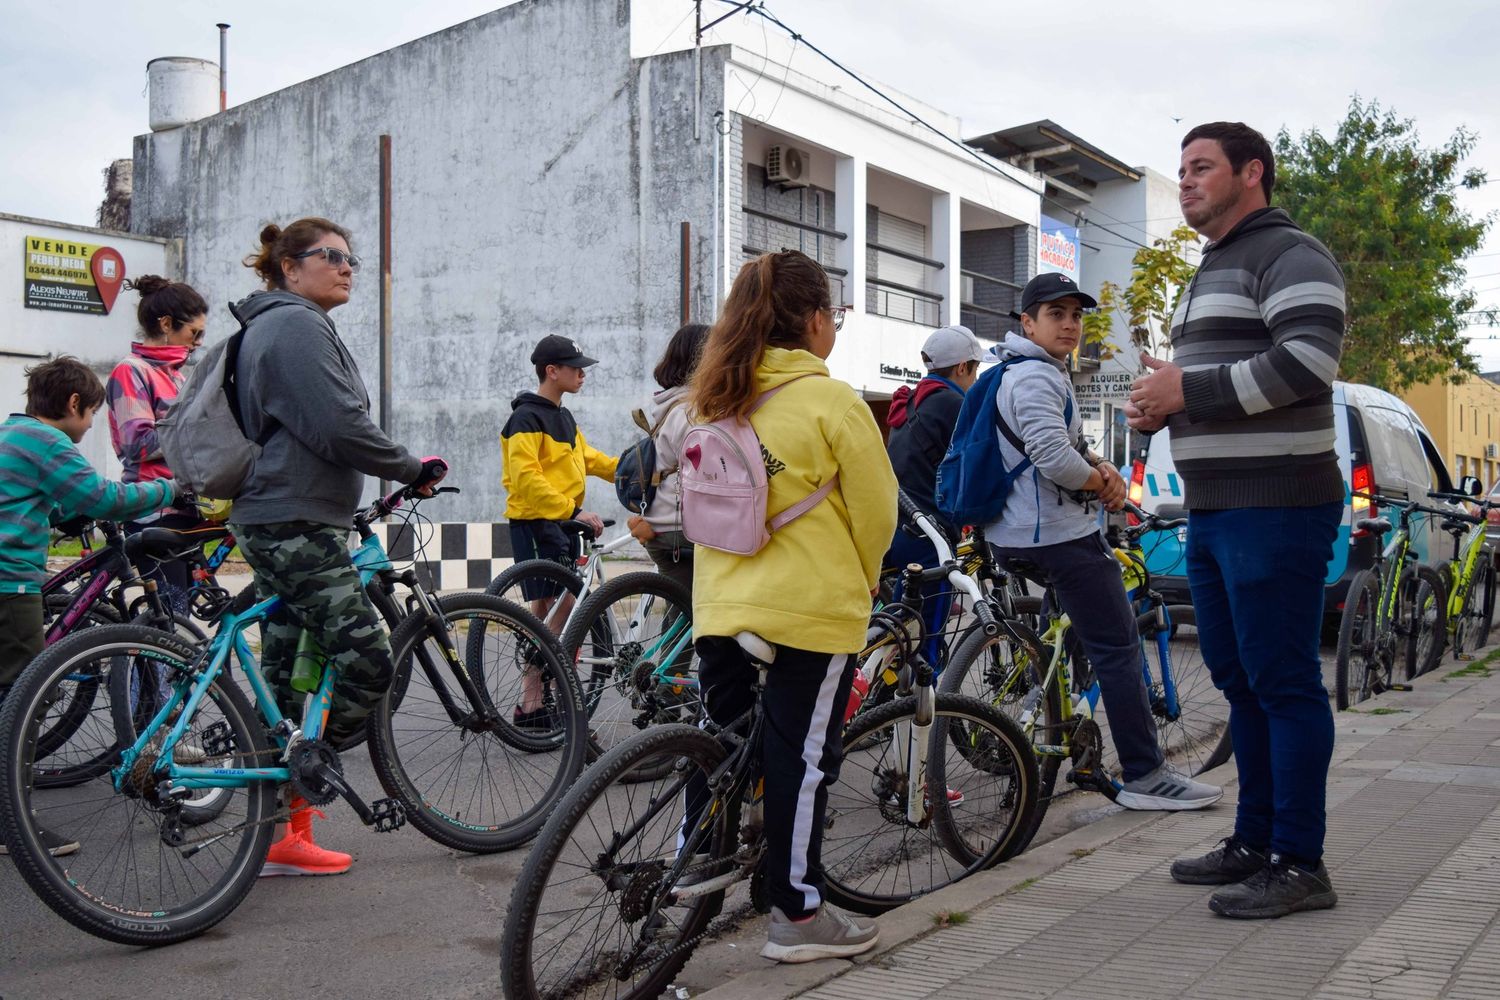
[680,221,692,325]
[378,134,393,497]
[216,23,229,111]
[693,0,702,141]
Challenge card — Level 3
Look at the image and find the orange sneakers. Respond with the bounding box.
[259,795,353,877]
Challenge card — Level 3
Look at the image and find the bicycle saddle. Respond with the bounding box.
[735,631,777,665]
[123,525,233,563]
[1440,518,1472,536]
[1355,517,1392,536]
[556,518,617,540]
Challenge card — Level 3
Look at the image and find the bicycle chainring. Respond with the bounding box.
[1070,718,1104,772]
[287,740,343,807]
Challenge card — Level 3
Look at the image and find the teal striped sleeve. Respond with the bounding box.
[39,438,174,522]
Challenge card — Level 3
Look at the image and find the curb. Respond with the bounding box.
[691,756,1240,1000]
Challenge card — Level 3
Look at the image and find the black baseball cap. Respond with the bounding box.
[530,334,599,368]
[1016,272,1098,316]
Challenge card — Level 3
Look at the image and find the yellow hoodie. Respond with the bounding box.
[692,347,898,653]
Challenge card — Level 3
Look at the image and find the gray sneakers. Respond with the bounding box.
[1115,763,1223,811]
[760,905,879,963]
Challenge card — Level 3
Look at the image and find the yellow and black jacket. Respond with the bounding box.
[501,392,619,521]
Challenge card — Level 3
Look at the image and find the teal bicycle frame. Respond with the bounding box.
[112,533,394,795]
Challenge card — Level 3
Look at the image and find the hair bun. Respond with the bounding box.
[125,274,171,296]
[259,223,282,247]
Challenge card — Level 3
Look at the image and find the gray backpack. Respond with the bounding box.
[157,302,281,498]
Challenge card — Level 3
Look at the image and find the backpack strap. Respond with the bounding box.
[748,373,821,415]
[769,472,840,532]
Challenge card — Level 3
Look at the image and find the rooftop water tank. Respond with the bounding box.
[147,57,219,131]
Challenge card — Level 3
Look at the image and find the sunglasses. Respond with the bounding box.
[293,246,362,273]
[827,305,849,332]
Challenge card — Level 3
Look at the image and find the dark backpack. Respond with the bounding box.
[614,400,684,514]
[934,356,1073,526]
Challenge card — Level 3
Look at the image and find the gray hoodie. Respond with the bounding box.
[982,332,1102,548]
[230,290,422,527]
[640,384,692,531]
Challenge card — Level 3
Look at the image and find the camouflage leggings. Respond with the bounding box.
[232,520,393,745]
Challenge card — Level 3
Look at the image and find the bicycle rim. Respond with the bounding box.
[1138,606,1231,777]
[823,694,1037,914]
[0,626,274,945]
[1336,571,1380,710]
[371,594,587,853]
[502,724,731,1000]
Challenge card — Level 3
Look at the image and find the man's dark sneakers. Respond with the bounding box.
[1170,836,1267,885]
[1208,854,1337,919]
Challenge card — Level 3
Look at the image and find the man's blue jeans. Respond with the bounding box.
[1186,502,1341,863]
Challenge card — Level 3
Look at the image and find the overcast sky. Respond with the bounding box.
[4,0,1498,366]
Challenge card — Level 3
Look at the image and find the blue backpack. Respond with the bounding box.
[934,356,1072,526]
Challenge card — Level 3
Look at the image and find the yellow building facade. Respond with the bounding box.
[1403,373,1500,489]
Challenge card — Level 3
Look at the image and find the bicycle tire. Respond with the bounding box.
[0,624,276,946]
[823,693,1037,913]
[1454,560,1496,659]
[484,559,585,637]
[1404,565,1447,679]
[1137,606,1233,777]
[32,594,123,787]
[560,571,699,778]
[501,723,732,1000]
[939,613,1061,856]
[1478,560,1497,649]
[1335,569,1382,710]
[368,592,588,853]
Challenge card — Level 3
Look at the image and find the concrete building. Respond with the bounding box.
[129,0,1046,526]
[1404,372,1500,488]
[1,212,181,478]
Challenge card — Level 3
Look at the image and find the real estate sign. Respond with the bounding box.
[23,235,126,315]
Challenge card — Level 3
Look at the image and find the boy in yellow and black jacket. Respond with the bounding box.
[501,336,618,638]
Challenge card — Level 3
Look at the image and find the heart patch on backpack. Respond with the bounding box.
[685,444,702,470]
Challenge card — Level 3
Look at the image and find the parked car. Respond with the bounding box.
[1128,381,1465,615]
[1485,479,1500,558]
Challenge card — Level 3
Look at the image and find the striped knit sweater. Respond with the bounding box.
[1166,207,1346,510]
[0,415,174,593]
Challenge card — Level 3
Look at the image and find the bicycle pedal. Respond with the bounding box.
[200,721,235,758]
[1388,683,1414,692]
[369,797,407,833]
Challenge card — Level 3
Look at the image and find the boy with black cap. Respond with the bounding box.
[988,272,1221,811]
[884,324,985,664]
[502,335,618,658]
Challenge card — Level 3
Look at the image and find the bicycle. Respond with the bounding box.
[1336,492,1449,708]
[501,493,1039,1000]
[939,499,1231,852]
[484,517,625,637]
[0,482,588,946]
[1426,481,1498,664]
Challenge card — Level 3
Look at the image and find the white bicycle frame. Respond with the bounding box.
[550,530,637,636]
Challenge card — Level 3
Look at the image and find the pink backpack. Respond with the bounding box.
[679,374,840,556]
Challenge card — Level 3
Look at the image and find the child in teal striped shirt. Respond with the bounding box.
[0,357,176,856]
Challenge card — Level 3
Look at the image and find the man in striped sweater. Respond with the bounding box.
[1126,122,1346,919]
[0,357,176,857]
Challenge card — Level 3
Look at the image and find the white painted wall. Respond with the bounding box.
[0,213,178,477]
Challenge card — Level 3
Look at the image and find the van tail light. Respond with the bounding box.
[1351,461,1374,519]
[1127,460,1145,525]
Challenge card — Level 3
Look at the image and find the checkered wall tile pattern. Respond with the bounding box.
[371,521,516,591]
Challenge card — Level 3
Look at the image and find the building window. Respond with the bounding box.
[867,209,940,326]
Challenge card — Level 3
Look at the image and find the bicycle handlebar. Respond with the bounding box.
[1119,499,1188,534]
[358,484,461,525]
[896,489,995,634]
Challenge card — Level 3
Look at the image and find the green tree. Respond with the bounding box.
[1275,98,1491,390]
[1082,225,1200,361]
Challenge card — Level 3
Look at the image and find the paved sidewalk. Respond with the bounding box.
[698,646,1500,1000]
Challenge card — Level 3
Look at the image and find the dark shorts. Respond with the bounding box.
[508,519,575,601]
[0,593,45,689]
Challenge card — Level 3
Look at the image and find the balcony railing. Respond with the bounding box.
[868,242,943,325]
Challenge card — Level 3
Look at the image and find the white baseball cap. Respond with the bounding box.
[921,325,985,371]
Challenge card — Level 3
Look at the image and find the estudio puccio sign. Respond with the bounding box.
[23,235,126,315]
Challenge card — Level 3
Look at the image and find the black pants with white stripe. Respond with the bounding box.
[691,636,856,919]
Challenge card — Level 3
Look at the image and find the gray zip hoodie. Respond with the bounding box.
[230,290,422,527]
[982,332,1101,548]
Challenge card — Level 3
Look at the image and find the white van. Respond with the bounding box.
[1129,381,1464,613]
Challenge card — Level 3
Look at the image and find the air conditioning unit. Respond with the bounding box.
[766,145,811,187]
[1486,443,1498,459]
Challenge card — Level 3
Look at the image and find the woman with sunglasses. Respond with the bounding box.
[229,218,447,878]
[105,275,211,613]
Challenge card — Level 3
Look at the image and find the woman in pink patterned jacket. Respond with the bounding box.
[105,275,209,612]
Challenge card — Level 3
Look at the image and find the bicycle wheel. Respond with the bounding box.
[368,593,588,853]
[1336,569,1382,710]
[1404,565,1447,679]
[502,724,733,1000]
[561,571,699,776]
[1137,605,1232,776]
[1477,561,1497,649]
[0,625,276,946]
[939,614,1062,855]
[1454,561,1497,658]
[485,559,584,637]
[822,693,1037,913]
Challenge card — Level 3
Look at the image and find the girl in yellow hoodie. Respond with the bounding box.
[689,250,897,963]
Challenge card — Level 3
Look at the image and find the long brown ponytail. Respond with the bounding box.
[691,250,831,421]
